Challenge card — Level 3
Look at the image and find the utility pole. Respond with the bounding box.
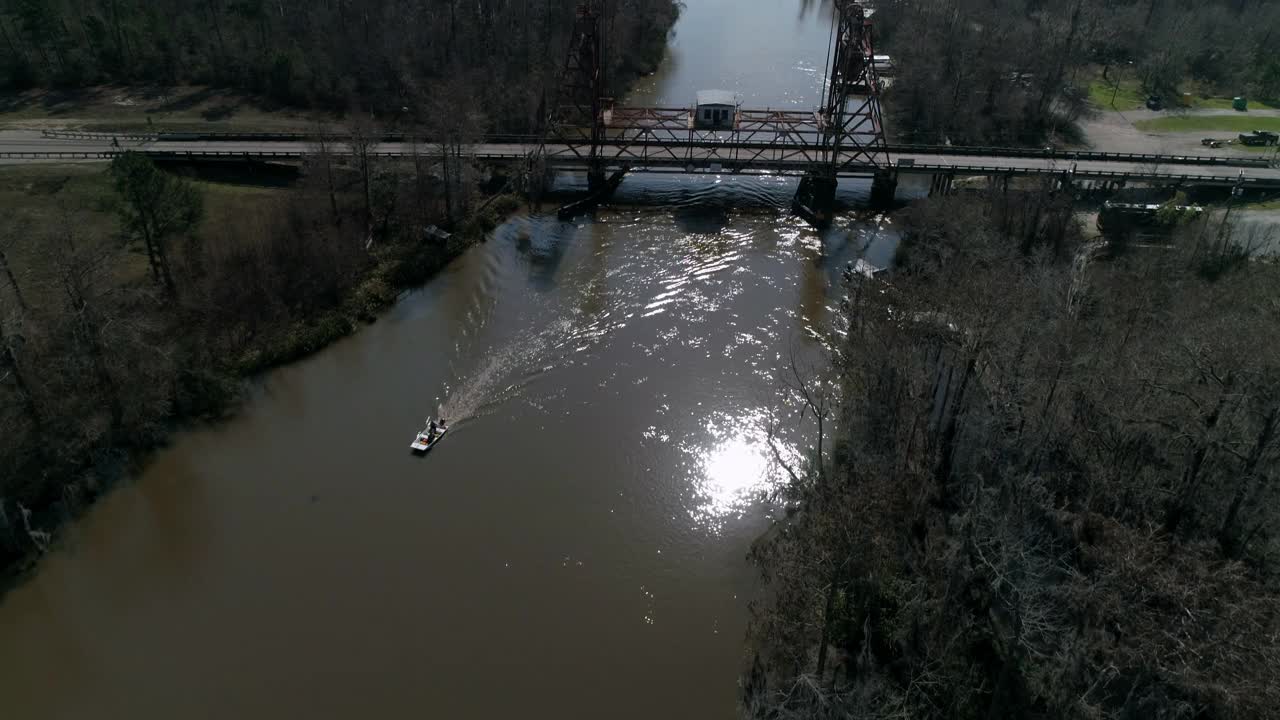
[1216,171,1245,263]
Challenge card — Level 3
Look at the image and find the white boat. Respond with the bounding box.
[410,419,449,453]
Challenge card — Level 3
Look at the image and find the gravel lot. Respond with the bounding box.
[1079,107,1280,158]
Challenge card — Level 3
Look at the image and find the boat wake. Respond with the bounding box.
[436,326,556,425]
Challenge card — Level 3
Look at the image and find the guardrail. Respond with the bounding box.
[0,151,118,159]
[40,128,488,143]
[896,161,1280,187]
[884,143,1272,168]
[36,128,1273,169]
[6,149,1278,188]
[40,129,158,142]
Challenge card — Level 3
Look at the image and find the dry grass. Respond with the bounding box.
[0,163,293,310]
[0,85,341,132]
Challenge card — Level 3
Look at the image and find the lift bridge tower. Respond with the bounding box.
[544,0,610,192]
[543,0,893,221]
[795,0,894,225]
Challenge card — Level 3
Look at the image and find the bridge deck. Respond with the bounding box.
[1,130,1278,189]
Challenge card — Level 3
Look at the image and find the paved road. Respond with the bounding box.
[2,130,1278,187]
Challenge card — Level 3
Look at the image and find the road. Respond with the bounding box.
[2,130,1278,187]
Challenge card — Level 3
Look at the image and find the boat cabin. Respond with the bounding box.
[695,90,737,130]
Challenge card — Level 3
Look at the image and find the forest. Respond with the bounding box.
[744,190,1280,718]
[877,0,1280,144]
[0,0,680,130]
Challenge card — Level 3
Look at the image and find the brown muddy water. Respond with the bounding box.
[0,1,913,717]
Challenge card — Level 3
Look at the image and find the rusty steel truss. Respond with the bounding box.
[818,0,889,174]
[545,1,609,176]
[560,107,830,171]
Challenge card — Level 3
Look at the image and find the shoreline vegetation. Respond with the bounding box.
[0,0,682,588]
[878,0,1280,146]
[744,188,1280,719]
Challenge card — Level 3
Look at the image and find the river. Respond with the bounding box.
[0,2,905,717]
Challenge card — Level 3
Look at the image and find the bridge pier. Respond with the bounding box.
[870,170,898,208]
[587,167,608,193]
[927,173,955,198]
[558,167,629,221]
[794,173,839,228]
[1056,170,1075,195]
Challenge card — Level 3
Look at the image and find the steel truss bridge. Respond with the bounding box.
[4,0,1278,222]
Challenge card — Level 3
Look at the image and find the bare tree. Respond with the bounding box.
[0,217,28,311]
[425,72,488,225]
[311,121,342,225]
[349,115,380,244]
[52,217,124,434]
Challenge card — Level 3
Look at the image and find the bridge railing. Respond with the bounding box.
[36,128,1275,170]
[0,151,120,159]
[41,128,542,145]
[897,161,1273,186]
[40,129,158,142]
[7,150,1278,188]
[884,143,1273,168]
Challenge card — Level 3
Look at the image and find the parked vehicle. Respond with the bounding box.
[1239,130,1280,147]
[1201,138,1223,148]
[1145,95,1164,111]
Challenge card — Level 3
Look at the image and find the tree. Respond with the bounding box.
[423,72,488,226]
[110,152,204,296]
[348,116,379,242]
[310,121,341,225]
[745,191,1280,720]
[52,215,124,433]
[0,294,39,431]
[0,216,26,310]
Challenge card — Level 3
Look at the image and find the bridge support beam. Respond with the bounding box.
[587,167,608,193]
[927,173,955,198]
[559,168,628,220]
[870,170,897,208]
[794,173,839,229]
[1057,170,1075,195]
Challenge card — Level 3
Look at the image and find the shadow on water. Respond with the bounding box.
[673,205,732,235]
[551,171,881,220]
[507,216,578,292]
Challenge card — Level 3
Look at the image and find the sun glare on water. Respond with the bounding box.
[689,414,785,529]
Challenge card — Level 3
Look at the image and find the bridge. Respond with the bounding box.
[3,0,1278,225]
[538,0,1278,222]
[5,130,1275,183]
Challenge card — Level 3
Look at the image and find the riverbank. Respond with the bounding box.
[0,0,685,589]
[745,190,1280,719]
[0,157,524,591]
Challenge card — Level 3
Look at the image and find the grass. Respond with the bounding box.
[1084,67,1280,112]
[0,164,139,302]
[1242,195,1280,211]
[1181,94,1280,111]
[1088,78,1146,111]
[0,163,293,304]
[1134,115,1280,134]
[0,85,337,132]
[1186,96,1278,110]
